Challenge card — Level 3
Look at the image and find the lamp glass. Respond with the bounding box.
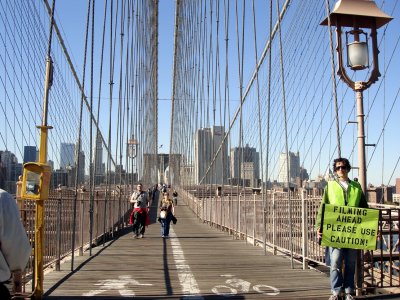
[347,41,369,70]
[128,144,137,158]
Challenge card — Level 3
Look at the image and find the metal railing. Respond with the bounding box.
[17,186,131,293]
[182,185,400,294]
[15,185,400,295]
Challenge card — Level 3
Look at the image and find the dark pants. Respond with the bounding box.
[132,210,146,235]
[0,282,11,300]
[160,213,173,236]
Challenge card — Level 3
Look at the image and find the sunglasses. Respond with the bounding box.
[335,166,348,171]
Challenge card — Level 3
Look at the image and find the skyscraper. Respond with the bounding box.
[60,143,75,169]
[194,126,228,184]
[94,131,105,184]
[278,151,300,185]
[230,144,260,187]
[94,131,104,174]
[23,146,37,163]
[0,150,21,193]
[77,149,85,184]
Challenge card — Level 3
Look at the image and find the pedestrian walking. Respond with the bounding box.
[172,189,178,206]
[158,192,175,238]
[315,158,368,300]
[129,183,150,238]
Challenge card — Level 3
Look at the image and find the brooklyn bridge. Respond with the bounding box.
[1,0,400,299]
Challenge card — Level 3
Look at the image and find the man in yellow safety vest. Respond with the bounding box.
[315,158,368,300]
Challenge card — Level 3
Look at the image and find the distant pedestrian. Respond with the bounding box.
[158,192,175,238]
[0,189,31,299]
[147,188,153,201]
[152,184,158,203]
[172,189,178,206]
[315,158,368,300]
[129,183,150,238]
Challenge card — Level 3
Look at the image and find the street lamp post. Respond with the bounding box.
[128,138,139,186]
[321,0,393,295]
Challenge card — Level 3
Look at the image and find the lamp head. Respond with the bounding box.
[320,0,393,29]
[320,0,393,91]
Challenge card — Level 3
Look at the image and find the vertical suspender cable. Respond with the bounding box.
[91,0,108,256]
[213,0,219,187]
[123,0,132,216]
[71,0,91,271]
[43,0,55,125]
[105,0,118,246]
[153,0,158,186]
[133,2,139,180]
[209,0,214,204]
[215,0,224,222]
[200,0,205,129]
[223,0,231,198]
[234,0,244,239]
[128,3,133,189]
[275,0,293,268]
[206,0,211,129]
[265,0,273,255]
[88,0,96,255]
[240,0,247,242]
[115,0,126,235]
[324,0,341,158]
[381,22,386,190]
[251,0,264,249]
[170,0,181,176]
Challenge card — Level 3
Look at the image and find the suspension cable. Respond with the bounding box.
[88,0,96,257]
[71,0,91,271]
[324,0,341,158]
[275,0,293,268]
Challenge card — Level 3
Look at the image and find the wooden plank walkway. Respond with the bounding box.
[43,202,332,299]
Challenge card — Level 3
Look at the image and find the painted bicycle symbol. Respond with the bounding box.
[211,274,280,297]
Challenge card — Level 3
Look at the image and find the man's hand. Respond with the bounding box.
[316,227,322,239]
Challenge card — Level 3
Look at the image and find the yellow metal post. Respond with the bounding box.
[33,125,51,299]
[33,55,53,299]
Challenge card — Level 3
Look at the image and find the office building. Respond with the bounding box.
[94,131,104,174]
[0,150,21,193]
[60,143,75,169]
[23,146,37,163]
[278,151,300,185]
[47,160,54,170]
[94,131,105,185]
[229,144,260,187]
[77,149,85,185]
[194,126,228,185]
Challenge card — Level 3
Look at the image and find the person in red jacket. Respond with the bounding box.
[129,183,150,238]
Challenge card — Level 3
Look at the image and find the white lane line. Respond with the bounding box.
[169,227,204,299]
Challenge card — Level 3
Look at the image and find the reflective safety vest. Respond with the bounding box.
[326,180,362,207]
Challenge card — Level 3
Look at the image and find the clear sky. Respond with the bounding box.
[41,1,400,186]
[55,0,175,154]
[2,1,397,187]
